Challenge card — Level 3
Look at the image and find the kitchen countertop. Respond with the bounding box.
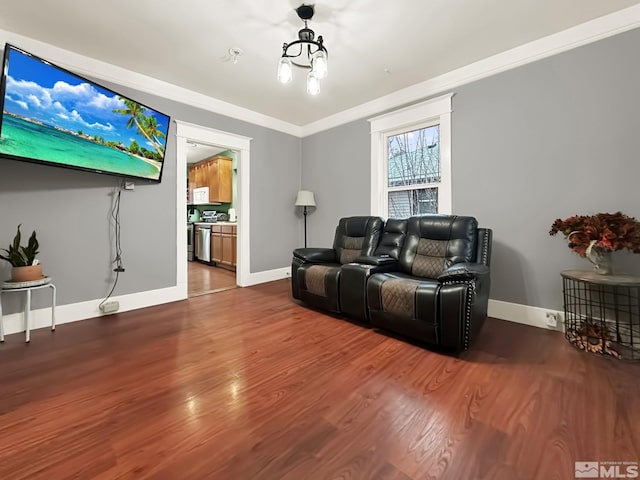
[192,221,237,227]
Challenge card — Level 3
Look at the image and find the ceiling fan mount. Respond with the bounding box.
[295,4,315,21]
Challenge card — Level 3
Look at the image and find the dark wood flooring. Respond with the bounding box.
[188,260,236,297]
[0,279,638,479]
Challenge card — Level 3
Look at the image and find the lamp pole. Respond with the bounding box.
[303,205,308,247]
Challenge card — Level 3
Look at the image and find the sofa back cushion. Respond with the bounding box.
[333,216,384,264]
[374,219,408,259]
[399,215,478,278]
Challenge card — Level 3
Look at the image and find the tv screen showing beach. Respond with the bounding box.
[0,44,170,182]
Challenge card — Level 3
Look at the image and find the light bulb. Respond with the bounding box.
[311,50,328,79]
[277,57,292,84]
[307,71,320,96]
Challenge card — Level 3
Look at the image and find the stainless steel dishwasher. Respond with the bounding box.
[196,225,211,262]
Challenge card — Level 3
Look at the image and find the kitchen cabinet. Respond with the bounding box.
[188,156,232,203]
[210,224,237,271]
[194,225,200,259]
[211,228,223,264]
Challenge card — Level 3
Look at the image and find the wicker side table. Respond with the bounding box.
[561,270,640,361]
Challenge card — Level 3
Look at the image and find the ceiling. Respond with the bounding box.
[0,0,638,127]
[186,142,227,164]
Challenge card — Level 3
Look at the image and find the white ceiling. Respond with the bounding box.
[186,142,227,164]
[0,0,638,127]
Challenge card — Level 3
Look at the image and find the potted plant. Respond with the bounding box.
[0,224,43,282]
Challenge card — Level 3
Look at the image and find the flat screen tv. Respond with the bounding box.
[0,44,170,183]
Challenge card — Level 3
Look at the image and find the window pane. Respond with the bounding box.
[387,124,440,188]
[388,188,438,218]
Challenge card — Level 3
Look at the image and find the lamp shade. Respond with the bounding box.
[295,190,316,207]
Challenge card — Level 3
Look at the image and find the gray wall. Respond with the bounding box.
[301,120,371,247]
[301,27,640,310]
[0,50,301,313]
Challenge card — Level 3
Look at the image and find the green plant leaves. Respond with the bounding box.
[0,225,39,267]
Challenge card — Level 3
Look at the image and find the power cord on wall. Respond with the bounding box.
[99,180,125,311]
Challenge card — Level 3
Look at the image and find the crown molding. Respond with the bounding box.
[0,28,304,137]
[301,4,640,137]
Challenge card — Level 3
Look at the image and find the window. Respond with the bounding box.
[369,94,452,217]
[387,123,440,217]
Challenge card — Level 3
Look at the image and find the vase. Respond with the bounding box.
[585,248,613,275]
[11,265,43,282]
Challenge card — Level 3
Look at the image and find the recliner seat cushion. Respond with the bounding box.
[304,264,335,297]
[298,263,342,312]
[380,277,420,317]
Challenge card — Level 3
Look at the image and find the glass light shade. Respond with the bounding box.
[277,57,293,84]
[311,50,328,79]
[295,190,316,207]
[306,71,320,96]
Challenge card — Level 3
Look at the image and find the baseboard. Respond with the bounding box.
[2,276,562,339]
[1,285,185,337]
[488,299,564,332]
[242,266,291,287]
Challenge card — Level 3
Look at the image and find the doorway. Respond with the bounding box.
[186,143,238,297]
[175,121,252,300]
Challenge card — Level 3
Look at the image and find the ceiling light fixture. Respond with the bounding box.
[277,4,328,95]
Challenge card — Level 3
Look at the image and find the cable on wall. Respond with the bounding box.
[99,180,125,310]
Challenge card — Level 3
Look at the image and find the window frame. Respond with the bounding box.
[369,93,452,217]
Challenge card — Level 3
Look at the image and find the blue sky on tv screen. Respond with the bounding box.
[2,47,170,152]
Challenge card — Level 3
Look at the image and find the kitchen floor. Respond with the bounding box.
[188,261,237,297]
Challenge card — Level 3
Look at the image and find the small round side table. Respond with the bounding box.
[0,278,56,343]
[561,270,640,361]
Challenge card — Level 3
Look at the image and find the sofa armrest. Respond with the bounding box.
[438,262,489,282]
[353,255,398,267]
[293,247,336,263]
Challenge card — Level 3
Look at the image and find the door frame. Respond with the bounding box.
[175,120,252,297]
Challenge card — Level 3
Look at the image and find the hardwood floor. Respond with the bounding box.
[0,279,638,479]
[188,260,236,297]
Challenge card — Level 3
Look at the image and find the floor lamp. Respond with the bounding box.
[295,190,316,247]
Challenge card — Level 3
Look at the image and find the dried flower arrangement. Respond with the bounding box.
[549,211,640,257]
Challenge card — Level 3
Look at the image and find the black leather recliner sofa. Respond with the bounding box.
[291,214,492,351]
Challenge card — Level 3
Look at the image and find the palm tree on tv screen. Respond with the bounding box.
[142,115,166,149]
[112,97,165,157]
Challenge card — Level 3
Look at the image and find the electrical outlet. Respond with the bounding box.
[545,311,560,328]
[100,301,120,313]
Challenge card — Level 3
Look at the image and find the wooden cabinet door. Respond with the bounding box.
[208,157,232,203]
[191,164,202,189]
[231,231,237,267]
[207,159,219,203]
[188,166,196,196]
[221,233,234,266]
[194,225,200,259]
[216,157,233,203]
[210,227,223,263]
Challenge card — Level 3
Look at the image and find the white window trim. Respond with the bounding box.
[369,93,453,217]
